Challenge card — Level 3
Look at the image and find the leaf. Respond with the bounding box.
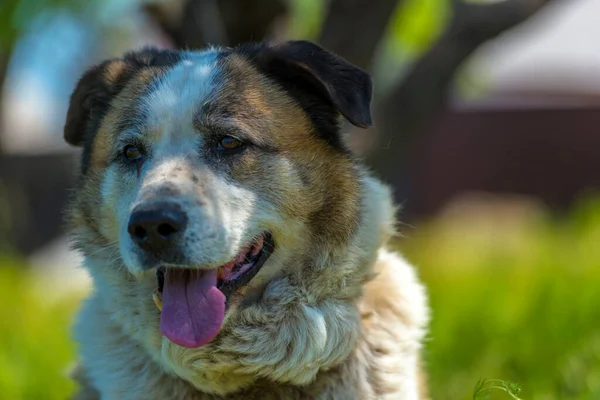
[473,378,523,400]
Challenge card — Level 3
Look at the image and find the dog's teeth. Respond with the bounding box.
[251,236,264,257]
[235,250,248,264]
[152,292,163,311]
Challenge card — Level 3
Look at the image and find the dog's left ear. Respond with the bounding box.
[251,40,373,128]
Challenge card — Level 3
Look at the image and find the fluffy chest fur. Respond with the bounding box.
[74,247,428,400]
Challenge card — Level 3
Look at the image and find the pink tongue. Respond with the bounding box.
[160,269,226,348]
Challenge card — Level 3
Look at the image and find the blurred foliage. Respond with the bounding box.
[389,0,449,56]
[0,0,452,91]
[288,0,325,40]
[0,0,89,52]
[1,197,600,398]
[286,0,450,61]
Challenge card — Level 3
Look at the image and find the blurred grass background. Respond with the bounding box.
[400,195,600,400]
[2,196,600,399]
[0,259,81,399]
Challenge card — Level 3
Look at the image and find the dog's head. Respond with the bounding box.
[65,40,389,391]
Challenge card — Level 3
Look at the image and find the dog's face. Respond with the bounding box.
[65,41,374,387]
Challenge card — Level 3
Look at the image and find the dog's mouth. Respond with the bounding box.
[153,232,274,349]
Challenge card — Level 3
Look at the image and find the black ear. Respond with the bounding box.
[246,40,373,129]
[64,59,122,146]
[64,48,182,146]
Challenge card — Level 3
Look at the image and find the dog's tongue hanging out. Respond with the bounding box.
[159,269,225,348]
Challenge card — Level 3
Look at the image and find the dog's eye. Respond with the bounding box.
[218,136,244,152]
[124,145,143,161]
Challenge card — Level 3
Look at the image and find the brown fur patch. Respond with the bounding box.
[206,54,361,247]
[102,60,128,86]
[89,68,162,173]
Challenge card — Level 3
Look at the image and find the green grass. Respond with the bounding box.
[0,259,82,400]
[2,197,600,399]
[472,378,523,400]
[399,197,600,400]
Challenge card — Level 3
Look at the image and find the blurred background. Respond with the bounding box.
[1,0,599,398]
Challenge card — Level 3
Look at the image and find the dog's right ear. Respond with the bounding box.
[64,59,130,147]
[64,48,182,146]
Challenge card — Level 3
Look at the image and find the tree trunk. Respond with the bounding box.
[145,0,289,48]
[0,44,14,250]
[0,45,13,155]
[318,0,400,72]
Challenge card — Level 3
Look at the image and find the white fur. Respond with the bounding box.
[142,50,220,131]
[115,50,268,275]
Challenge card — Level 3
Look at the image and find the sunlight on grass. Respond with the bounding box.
[1,196,600,399]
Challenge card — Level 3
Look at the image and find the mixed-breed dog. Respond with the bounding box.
[64,40,429,399]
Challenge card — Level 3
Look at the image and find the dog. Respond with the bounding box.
[63,40,429,399]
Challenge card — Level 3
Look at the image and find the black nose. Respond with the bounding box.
[128,201,188,252]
